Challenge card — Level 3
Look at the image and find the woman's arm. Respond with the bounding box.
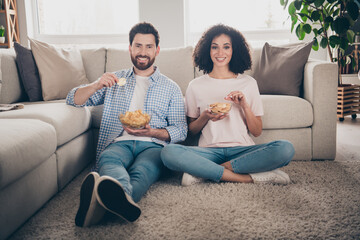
[188,110,228,135]
[225,91,262,137]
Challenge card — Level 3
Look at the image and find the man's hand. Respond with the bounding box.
[123,124,153,137]
[123,124,171,141]
[95,72,119,90]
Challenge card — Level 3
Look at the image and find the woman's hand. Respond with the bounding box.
[224,91,248,109]
[201,109,228,122]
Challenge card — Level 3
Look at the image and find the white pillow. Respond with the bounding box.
[29,39,89,101]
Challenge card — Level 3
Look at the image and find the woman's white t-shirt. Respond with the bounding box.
[185,74,264,147]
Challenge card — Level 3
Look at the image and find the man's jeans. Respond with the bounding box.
[98,140,164,203]
[161,140,295,182]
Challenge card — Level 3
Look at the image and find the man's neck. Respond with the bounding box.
[133,66,155,77]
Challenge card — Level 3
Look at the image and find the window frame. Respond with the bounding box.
[183,0,295,48]
[30,0,132,46]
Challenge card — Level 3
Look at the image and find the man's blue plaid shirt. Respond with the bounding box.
[66,67,187,171]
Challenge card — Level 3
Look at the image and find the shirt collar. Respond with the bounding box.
[129,66,160,83]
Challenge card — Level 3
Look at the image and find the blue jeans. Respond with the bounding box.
[161,140,294,182]
[97,140,164,203]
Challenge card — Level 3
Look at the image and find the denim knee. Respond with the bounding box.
[98,150,122,169]
[160,144,186,170]
[274,140,295,166]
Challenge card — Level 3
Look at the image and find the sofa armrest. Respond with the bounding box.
[303,59,338,160]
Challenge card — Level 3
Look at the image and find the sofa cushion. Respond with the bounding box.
[0,119,57,189]
[253,42,313,96]
[14,42,43,102]
[261,95,313,129]
[106,47,194,95]
[29,39,89,101]
[0,49,28,104]
[0,102,92,146]
[80,48,106,83]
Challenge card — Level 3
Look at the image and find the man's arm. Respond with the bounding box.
[74,72,119,105]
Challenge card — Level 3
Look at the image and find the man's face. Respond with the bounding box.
[129,33,159,71]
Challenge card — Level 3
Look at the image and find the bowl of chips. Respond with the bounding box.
[119,110,151,129]
[209,102,232,114]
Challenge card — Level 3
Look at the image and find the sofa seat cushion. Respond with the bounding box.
[261,95,313,129]
[0,102,91,146]
[0,119,57,189]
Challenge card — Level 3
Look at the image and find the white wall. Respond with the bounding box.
[139,0,185,48]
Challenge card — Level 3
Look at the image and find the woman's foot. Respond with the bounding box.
[181,173,205,186]
[249,169,291,185]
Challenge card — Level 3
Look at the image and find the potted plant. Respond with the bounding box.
[280,0,359,83]
[280,0,360,121]
[0,25,5,43]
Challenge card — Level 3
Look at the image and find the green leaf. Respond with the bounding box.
[291,15,298,32]
[311,11,321,21]
[346,2,359,21]
[329,35,340,48]
[329,35,341,43]
[347,29,355,44]
[296,24,306,40]
[288,1,296,15]
[312,38,319,51]
[294,0,302,10]
[280,0,285,6]
[299,13,311,22]
[340,37,349,51]
[303,23,312,33]
[320,37,328,48]
[313,28,318,37]
[332,17,350,35]
[332,8,340,18]
[314,0,325,7]
[327,0,337,3]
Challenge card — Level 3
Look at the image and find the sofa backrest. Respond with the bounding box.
[0,46,262,104]
[0,49,27,104]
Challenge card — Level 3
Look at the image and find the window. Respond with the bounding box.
[185,0,292,47]
[33,0,139,45]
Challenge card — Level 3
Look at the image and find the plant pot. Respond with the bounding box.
[337,84,360,121]
[0,37,5,44]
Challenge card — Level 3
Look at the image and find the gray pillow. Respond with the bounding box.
[14,42,43,101]
[253,41,313,96]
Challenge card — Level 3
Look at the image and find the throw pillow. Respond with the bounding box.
[253,41,313,96]
[29,38,89,101]
[14,42,43,102]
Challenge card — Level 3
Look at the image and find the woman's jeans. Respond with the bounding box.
[161,140,295,182]
[97,140,164,203]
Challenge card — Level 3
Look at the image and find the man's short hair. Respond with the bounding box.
[129,22,160,47]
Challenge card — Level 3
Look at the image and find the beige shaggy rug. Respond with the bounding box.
[8,160,360,240]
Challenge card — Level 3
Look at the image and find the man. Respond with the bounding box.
[66,22,187,227]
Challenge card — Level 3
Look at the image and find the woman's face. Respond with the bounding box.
[210,34,233,68]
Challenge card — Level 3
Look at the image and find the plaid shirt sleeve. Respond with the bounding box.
[66,83,106,107]
[163,84,187,144]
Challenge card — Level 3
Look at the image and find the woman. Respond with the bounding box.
[161,24,294,185]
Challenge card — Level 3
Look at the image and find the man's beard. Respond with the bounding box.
[131,55,155,71]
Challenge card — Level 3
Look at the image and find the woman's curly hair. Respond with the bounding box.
[193,24,252,74]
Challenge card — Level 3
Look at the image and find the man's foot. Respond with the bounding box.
[75,172,106,227]
[96,176,141,222]
[249,169,291,185]
[181,173,205,186]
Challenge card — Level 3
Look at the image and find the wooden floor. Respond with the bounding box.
[335,114,360,162]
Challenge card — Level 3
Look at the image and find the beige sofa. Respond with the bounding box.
[0,45,338,239]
